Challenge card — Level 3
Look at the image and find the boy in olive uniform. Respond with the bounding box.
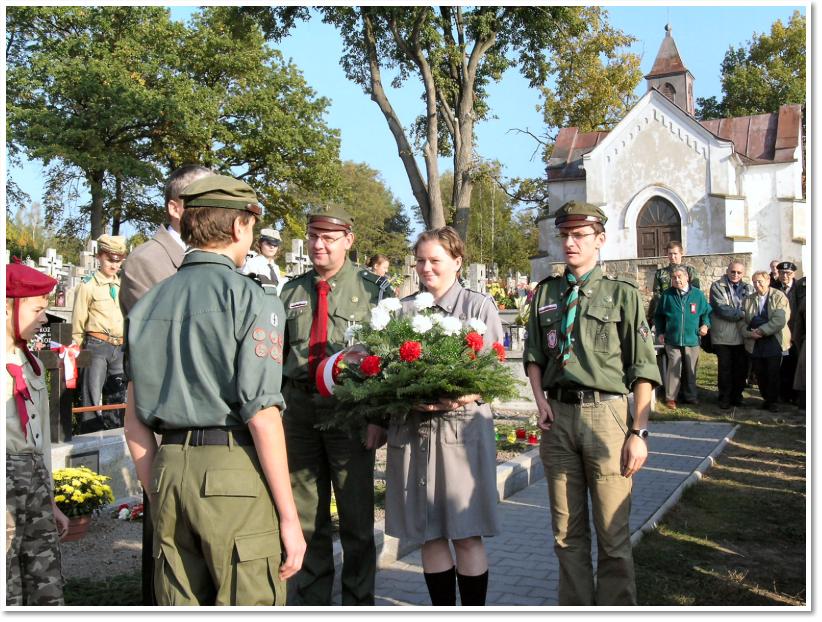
[280,204,393,605]
[524,201,661,606]
[6,262,69,605]
[647,241,700,328]
[123,175,305,605]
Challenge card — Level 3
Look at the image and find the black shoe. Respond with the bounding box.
[719,401,731,410]
[731,397,744,407]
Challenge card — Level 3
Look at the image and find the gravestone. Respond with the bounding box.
[285,239,311,276]
[38,248,63,277]
[398,254,419,298]
[468,263,487,294]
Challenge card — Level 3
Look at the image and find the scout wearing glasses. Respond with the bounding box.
[124,175,305,605]
[70,234,128,431]
[279,204,393,605]
[523,201,661,606]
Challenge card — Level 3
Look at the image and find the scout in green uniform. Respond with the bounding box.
[647,240,700,327]
[123,175,305,606]
[280,204,393,606]
[6,263,69,606]
[71,234,128,431]
[523,201,661,606]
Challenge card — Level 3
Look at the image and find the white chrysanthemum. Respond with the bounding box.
[439,316,463,336]
[344,323,362,341]
[411,314,434,334]
[414,292,435,311]
[378,297,402,313]
[429,312,445,326]
[467,318,487,335]
[370,306,391,331]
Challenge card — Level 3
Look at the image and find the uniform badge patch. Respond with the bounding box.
[269,331,283,345]
[351,296,359,303]
[547,329,558,349]
[270,313,279,327]
[289,300,308,310]
[638,323,650,341]
[690,303,697,314]
[255,343,269,358]
[539,303,558,314]
[252,328,266,341]
[270,343,283,363]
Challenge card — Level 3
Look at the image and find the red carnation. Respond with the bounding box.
[399,340,422,362]
[492,342,506,362]
[360,355,383,377]
[465,331,484,352]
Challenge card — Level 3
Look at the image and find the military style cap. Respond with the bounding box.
[260,228,281,244]
[554,201,608,227]
[777,261,797,272]
[179,175,262,215]
[97,234,127,260]
[307,204,354,232]
[6,262,58,298]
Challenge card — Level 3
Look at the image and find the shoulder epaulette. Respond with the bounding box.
[537,274,562,286]
[604,274,639,288]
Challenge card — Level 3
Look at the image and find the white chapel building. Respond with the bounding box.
[531,25,806,283]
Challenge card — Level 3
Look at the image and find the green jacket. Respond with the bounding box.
[281,259,393,383]
[648,263,700,325]
[126,250,286,430]
[523,266,661,394]
[654,286,711,347]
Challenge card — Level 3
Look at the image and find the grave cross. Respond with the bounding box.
[38,248,63,277]
[285,239,312,276]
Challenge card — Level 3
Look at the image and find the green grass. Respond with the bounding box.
[65,572,141,606]
[636,352,807,606]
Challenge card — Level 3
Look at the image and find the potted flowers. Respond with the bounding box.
[53,466,114,541]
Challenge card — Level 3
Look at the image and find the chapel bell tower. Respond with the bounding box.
[645,24,695,116]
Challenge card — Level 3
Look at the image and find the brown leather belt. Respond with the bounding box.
[161,428,254,447]
[547,387,624,404]
[86,331,123,346]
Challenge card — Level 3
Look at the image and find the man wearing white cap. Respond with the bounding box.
[243,228,288,295]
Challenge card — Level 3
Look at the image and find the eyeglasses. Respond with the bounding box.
[308,232,347,245]
[728,270,743,275]
[556,232,597,241]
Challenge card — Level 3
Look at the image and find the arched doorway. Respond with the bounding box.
[636,197,681,257]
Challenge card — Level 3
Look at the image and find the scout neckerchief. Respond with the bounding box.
[308,279,332,381]
[559,268,593,367]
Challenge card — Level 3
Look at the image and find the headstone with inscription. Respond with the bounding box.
[468,263,487,294]
[285,239,311,277]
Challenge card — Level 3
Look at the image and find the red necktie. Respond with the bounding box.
[6,364,30,439]
[308,280,332,381]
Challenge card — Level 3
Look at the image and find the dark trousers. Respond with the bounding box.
[283,384,377,606]
[779,345,798,403]
[714,344,748,405]
[751,356,781,406]
[79,337,124,432]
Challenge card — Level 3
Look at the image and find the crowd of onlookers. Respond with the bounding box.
[649,241,806,412]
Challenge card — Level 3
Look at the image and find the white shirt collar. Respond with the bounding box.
[166,225,186,250]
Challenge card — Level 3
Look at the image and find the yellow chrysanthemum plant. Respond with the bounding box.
[52,466,115,517]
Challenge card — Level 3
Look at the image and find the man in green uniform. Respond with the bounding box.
[123,175,305,605]
[280,204,393,605]
[647,240,700,327]
[523,201,661,606]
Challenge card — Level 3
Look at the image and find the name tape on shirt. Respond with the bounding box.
[539,303,558,314]
[289,300,308,310]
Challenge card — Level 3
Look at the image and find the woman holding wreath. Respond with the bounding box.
[385,226,501,606]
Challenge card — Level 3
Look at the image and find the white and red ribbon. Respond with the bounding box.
[51,342,81,389]
[315,351,345,398]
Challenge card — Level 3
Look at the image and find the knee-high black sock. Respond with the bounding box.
[457,570,488,606]
[424,566,456,606]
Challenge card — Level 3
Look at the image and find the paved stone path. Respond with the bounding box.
[370,420,737,606]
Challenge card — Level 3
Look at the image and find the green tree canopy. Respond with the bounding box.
[695,11,805,120]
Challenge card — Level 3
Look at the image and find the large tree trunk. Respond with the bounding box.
[111,176,123,236]
[87,170,106,239]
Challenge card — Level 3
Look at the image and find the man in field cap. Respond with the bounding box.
[124,174,304,605]
[775,260,803,404]
[6,261,68,605]
[279,202,393,605]
[71,233,128,432]
[523,200,660,605]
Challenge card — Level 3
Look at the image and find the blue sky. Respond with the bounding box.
[6,3,807,237]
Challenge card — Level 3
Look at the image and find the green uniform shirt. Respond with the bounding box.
[523,266,661,394]
[281,259,393,382]
[126,250,286,430]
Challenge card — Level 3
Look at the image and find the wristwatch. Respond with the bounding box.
[629,428,649,440]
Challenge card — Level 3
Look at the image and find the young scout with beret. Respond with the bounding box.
[123,175,305,605]
[279,203,393,605]
[71,233,128,431]
[523,201,661,606]
[6,262,69,605]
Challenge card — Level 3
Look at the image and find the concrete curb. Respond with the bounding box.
[630,423,740,546]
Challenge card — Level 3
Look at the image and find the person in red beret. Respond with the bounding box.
[5,261,69,605]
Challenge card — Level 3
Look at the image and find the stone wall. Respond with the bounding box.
[534,252,753,307]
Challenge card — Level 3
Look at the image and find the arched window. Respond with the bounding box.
[661,82,676,100]
[636,197,681,257]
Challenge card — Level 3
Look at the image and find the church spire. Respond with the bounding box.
[645,23,695,115]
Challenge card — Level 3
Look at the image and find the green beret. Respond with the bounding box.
[179,175,261,215]
[308,204,354,231]
[554,200,607,227]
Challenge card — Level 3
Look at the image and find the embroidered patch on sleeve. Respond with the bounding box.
[252,328,266,341]
[255,343,269,358]
[638,323,650,341]
[547,329,558,349]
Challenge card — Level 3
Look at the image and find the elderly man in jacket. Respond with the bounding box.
[654,266,711,409]
[741,271,791,413]
[709,261,753,409]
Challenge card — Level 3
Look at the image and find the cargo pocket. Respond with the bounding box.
[233,530,284,605]
[152,540,187,605]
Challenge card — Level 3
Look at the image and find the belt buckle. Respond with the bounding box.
[191,429,205,447]
[576,390,584,403]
